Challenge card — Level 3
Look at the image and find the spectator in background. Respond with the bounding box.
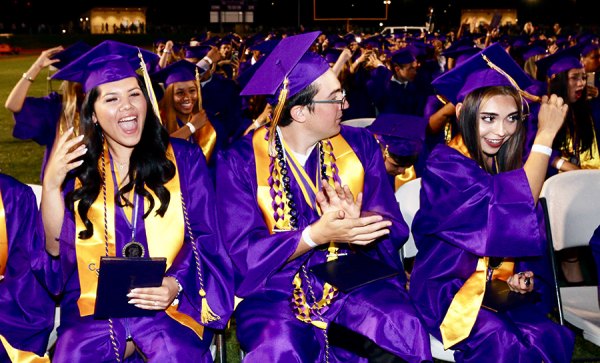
[4,42,90,182]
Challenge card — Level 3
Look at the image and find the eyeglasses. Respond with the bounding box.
[311,90,346,106]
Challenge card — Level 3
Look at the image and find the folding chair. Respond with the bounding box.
[395,178,456,362]
[540,169,600,347]
[340,118,375,128]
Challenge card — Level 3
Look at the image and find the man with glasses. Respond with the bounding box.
[216,32,431,362]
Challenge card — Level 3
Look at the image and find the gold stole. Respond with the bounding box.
[565,127,600,169]
[253,127,364,233]
[194,121,217,162]
[440,134,519,348]
[0,189,7,275]
[394,166,417,191]
[74,144,206,338]
[440,258,515,349]
[0,336,49,363]
[448,134,470,157]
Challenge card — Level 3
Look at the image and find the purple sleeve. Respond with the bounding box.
[169,139,234,329]
[215,139,303,297]
[0,175,56,356]
[414,145,544,258]
[12,92,61,147]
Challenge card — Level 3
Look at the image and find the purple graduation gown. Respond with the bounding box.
[409,145,575,363]
[32,139,233,362]
[216,125,432,362]
[11,92,62,182]
[0,174,55,360]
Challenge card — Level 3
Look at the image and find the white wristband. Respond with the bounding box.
[202,56,213,65]
[531,144,552,157]
[556,158,565,170]
[186,122,196,134]
[302,226,318,248]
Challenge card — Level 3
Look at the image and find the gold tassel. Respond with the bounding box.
[195,67,203,110]
[137,49,162,124]
[267,77,290,157]
[481,53,541,103]
[199,288,220,324]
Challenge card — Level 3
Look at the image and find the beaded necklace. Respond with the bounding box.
[269,128,340,362]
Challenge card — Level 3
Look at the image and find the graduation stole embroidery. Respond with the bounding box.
[0,335,49,363]
[194,121,217,162]
[74,144,184,316]
[0,189,7,276]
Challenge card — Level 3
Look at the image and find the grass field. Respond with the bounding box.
[2,50,600,363]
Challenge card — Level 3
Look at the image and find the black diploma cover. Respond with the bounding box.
[482,279,541,312]
[310,253,400,293]
[94,257,167,319]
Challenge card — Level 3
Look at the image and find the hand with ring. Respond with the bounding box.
[507,271,534,294]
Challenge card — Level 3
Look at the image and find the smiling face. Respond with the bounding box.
[171,80,198,118]
[475,94,520,157]
[92,76,147,156]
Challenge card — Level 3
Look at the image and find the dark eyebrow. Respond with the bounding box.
[326,88,342,98]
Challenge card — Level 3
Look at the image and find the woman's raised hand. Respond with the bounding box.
[43,127,86,192]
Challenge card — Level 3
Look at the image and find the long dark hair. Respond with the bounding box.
[66,76,176,240]
[548,71,594,156]
[458,86,526,174]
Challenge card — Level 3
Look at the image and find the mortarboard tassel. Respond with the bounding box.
[195,67,203,110]
[482,53,541,103]
[199,288,219,324]
[267,77,290,157]
[137,49,162,124]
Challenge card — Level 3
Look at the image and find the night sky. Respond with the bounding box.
[0,0,596,33]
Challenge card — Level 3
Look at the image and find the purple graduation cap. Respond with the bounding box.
[240,31,327,99]
[184,45,211,60]
[522,45,547,62]
[151,59,201,88]
[240,31,329,155]
[535,46,583,79]
[51,40,159,93]
[324,48,342,64]
[367,113,427,157]
[250,38,280,55]
[50,41,92,70]
[432,42,534,105]
[390,48,416,65]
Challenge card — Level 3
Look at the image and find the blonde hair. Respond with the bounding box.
[58,81,83,136]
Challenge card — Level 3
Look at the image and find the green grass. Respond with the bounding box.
[2,50,600,363]
[0,54,46,184]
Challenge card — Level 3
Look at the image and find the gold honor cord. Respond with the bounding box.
[137,49,162,124]
[481,53,541,103]
[0,189,7,275]
[74,143,184,316]
[0,335,49,363]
